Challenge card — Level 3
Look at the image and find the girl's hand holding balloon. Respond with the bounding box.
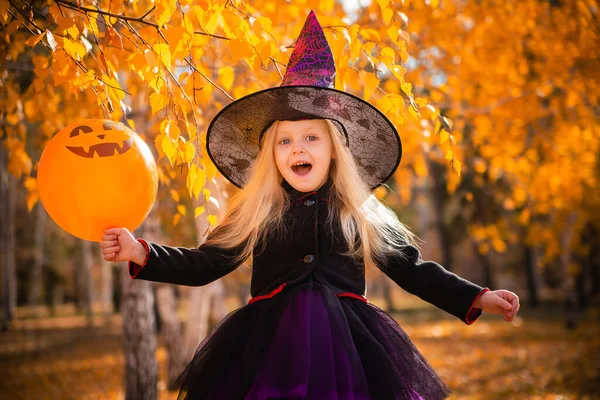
[101,228,146,264]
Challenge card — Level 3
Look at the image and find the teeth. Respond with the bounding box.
[292,162,310,167]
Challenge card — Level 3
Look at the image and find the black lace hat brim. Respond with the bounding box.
[206,85,402,190]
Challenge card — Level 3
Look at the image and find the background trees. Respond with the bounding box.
[1,0,598,398]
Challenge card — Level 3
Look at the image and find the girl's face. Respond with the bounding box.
[273,119,334,193]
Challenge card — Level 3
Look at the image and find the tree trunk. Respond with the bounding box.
[427,158,454,271]
[74,245,85,312]
[81,240,94,326]
[184,281,225,357]
[523,245,540,307]
[209,280,227,325]
[559,212,579,330]
[471,241,496,290]
[28,203,46,312]
[586,223,600,298]
[0,142,8,330]
[156,284,187,389]
[117,98,158,398]
[1,143,17,331]
[236,277,250,306]
[380,278,396,313]
[121,225,158,399]
[575,222,597,310]
[144,204,188,389]
[101,255,114,323]
[184,177,228,358]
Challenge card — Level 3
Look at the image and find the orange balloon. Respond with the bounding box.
[37,119,158,242]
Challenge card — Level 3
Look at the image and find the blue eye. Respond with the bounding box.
[307,136,317,141]
[279,138,291,145]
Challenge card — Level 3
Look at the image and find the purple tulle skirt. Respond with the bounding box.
[175,279,452,399]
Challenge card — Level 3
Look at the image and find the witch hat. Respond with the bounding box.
[206,11,401,190]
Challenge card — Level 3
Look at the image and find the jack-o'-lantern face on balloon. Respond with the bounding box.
[37,119,158,242]
[65,121,135,158]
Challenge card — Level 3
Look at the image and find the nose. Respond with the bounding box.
[97,134,106,140]
[292,145,305,155]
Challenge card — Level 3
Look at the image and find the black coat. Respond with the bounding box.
[129,178,488,325]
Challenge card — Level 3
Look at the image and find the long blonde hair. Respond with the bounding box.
[206,119,419,270]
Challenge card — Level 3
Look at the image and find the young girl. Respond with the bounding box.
[101,11,519,400]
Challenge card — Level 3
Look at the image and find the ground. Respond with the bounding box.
[1,295,598,400]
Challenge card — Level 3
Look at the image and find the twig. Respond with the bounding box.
[270,56,283,80]
[226,0,251,20]
[194,31,230,40]
[163,64,199,125]
[100,77,132,96]
[185,58,234,102]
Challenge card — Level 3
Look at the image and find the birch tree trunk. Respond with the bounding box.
[121,224,158,399]
[116,95,158,398]
[1,143,17,331]
[183,177,228,358]
[144,204,188,389]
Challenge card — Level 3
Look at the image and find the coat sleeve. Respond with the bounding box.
[127,227,248,287]
[378,244,489,325]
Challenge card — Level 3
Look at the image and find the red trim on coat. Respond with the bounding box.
[128,238,150,279]
[248,283,368,304]
[336,293,368,303]
[465,287,490,325]
[248,283,287,304]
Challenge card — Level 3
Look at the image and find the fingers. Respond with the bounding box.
[101,229,128,262]
[102,245,120,255]
[103,228,121,236]
[502,292,520,322]
[507,296,520,320]
[100,239,119,249]
[501,298,512,310]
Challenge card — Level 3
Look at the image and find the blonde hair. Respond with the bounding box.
[206,119,419,270]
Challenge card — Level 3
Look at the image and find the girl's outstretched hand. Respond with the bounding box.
[475,290,520,322]
[101,228,145,264]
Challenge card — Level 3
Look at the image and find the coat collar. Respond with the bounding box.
[282,175,334,204]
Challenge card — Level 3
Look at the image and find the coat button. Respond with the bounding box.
[303,254,315,264]
[303,199,316,206]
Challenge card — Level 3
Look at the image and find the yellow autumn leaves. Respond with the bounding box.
[1,0,598,262]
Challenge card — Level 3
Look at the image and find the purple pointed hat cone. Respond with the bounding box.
[281,11,335,88]
[206,11,402,190]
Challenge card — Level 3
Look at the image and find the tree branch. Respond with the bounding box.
[7,0,43,33]
[54,0,157,24]
[54,0,230,41]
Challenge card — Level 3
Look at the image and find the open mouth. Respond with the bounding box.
[66,139,134,158]
[291,162,313,176]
